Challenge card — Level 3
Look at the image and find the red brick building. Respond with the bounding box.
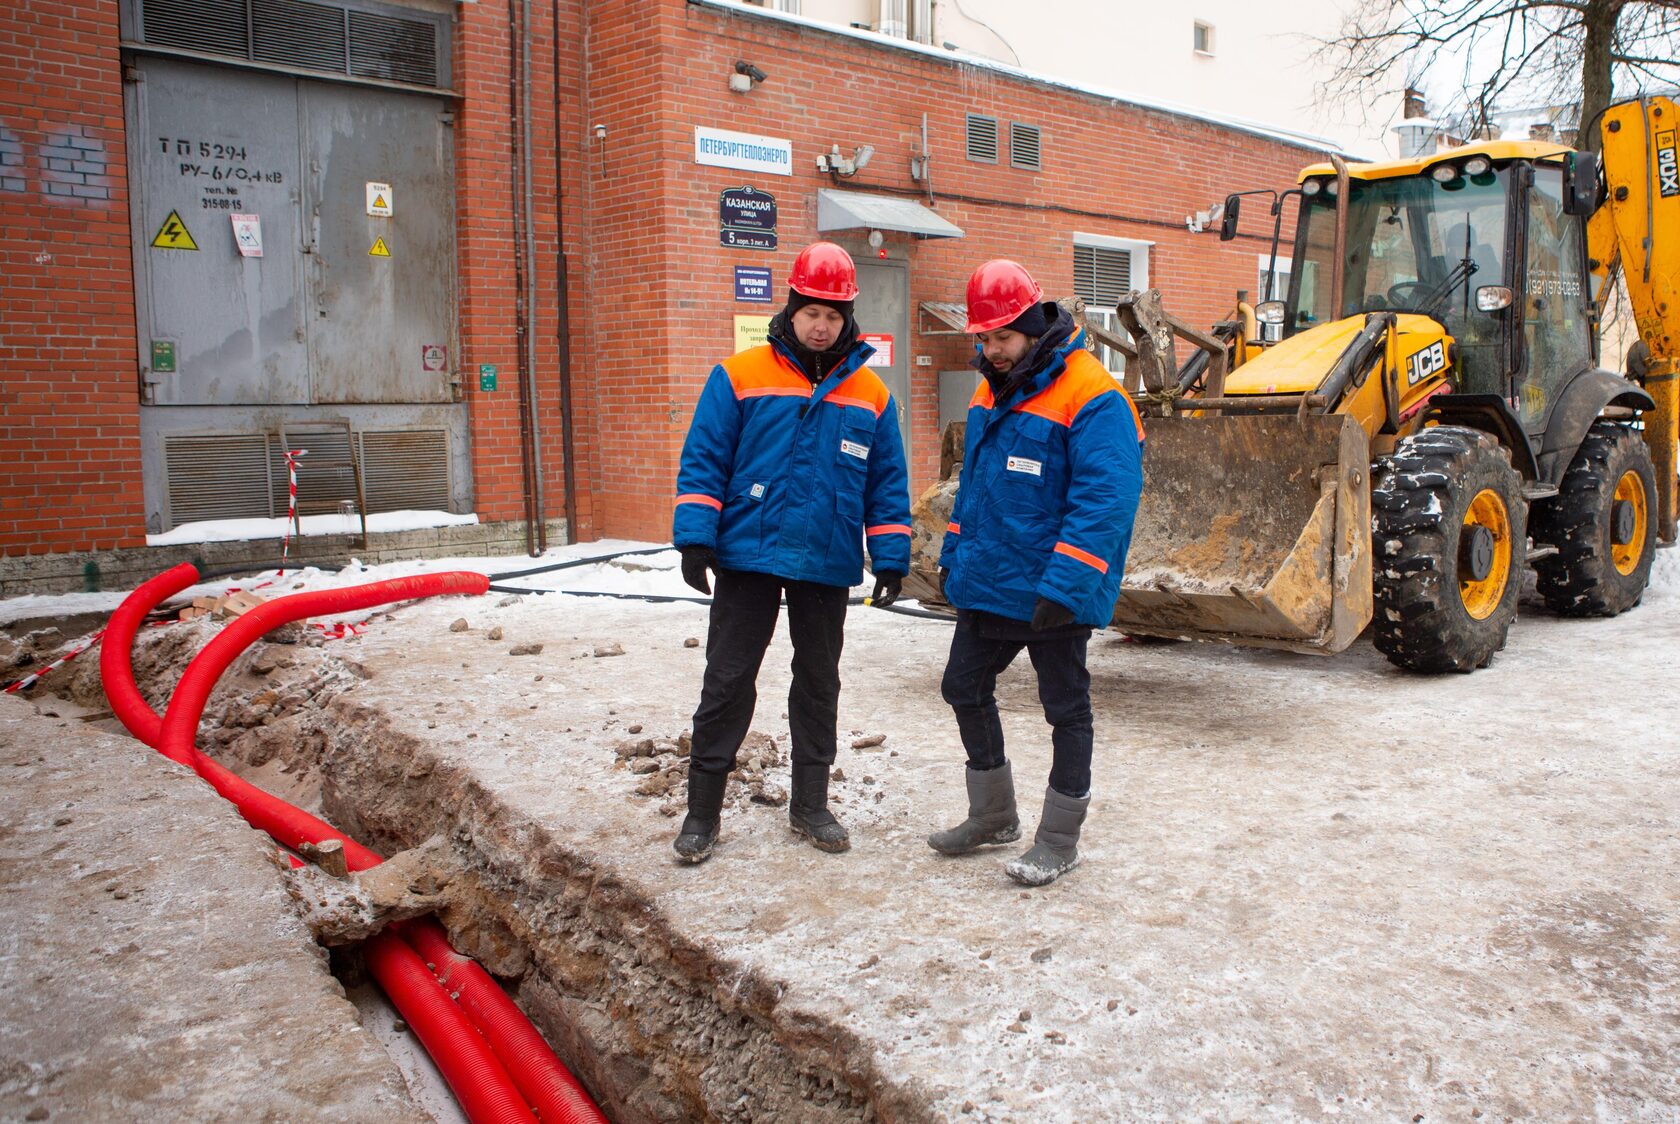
[1,0,1328,575]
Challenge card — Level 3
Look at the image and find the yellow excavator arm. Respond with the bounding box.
[1591,96,1680,541]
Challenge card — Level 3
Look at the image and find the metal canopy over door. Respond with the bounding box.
[854,258,912,468]
[304,81,456,403]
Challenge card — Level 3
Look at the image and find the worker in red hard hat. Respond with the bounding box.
[671,241,912,864]
[928,258,1144,887]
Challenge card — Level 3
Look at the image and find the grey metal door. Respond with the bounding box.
[128,57,455,407]
[130,57,309,405]
[303,82,456,404]
[854,259,912,467]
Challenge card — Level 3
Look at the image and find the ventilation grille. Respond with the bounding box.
[137,0,446,89]
[253,0,347,74]
[163,429,452,529]
[362,430,450,512]
[965,114,998,163]
[166,434,274,525]
[349,9,438,85]
[1010,122,1042,170]
[1074,244,1133,308]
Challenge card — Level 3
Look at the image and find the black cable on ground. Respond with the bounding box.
[485,545,675,583]
[488,581,957,622]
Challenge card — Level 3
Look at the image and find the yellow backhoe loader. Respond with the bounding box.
[1125,94,1678,671]
[916,96,1678,673]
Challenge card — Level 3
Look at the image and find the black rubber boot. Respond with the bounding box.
[927,762,1021,855]
[673,769,729,864]
[788,763,850,853]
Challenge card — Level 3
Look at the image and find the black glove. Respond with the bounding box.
[680,546,719,595]
[869,570,905,608]
[1030,596,1075,631]
[937,567,949,598]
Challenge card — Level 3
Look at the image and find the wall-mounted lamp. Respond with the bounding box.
[592,123,606,140]
[730,60,768,93]
[816,143,875,178]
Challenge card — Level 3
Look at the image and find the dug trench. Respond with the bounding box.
[55,612,922,1124]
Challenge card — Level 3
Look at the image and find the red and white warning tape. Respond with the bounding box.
[279,447,307,572]
[3,628,107,695]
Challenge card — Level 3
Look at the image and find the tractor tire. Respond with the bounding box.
[1530,422,1656,617]
[1372,426,1527,673]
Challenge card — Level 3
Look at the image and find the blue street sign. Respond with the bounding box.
[734,266,773,302]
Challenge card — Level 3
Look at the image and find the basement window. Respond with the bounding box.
[1010,122,1042,170]
[966,114,999,163]
[1193,20,1215,56]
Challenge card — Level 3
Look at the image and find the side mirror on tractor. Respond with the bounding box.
[1563,150,1605,216]
[1220,194,1241,241]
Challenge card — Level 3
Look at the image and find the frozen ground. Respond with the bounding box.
[5,541,1678,1120]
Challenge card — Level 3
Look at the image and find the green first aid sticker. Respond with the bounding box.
[151,340,177,373]
[479,364,497,391]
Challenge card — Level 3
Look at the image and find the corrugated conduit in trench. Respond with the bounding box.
[100,563,607,1124]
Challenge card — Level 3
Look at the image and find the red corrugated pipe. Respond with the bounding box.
[102,566,607,1124]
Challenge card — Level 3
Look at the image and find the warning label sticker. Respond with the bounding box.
[151,210,199,251]
[367,182,393,216]
[369,236,391,257]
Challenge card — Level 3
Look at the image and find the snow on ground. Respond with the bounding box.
[8,543,1680,1118]
[145,508,480,546]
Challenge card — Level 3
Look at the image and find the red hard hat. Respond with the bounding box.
[965,259,1043,333]
[789,242,859,301]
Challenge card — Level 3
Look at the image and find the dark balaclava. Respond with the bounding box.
[773,289,860,383]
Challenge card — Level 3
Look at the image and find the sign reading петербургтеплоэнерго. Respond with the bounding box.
[694,126,793,177]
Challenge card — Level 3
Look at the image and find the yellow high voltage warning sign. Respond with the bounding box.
[368,236,391,257]
[150,210,198,250]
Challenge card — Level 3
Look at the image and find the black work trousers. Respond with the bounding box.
[940,610,1094,798]
[688,568,850,778]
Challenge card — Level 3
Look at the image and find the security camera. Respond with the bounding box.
[734,60,768,84]
[853,144,875,170]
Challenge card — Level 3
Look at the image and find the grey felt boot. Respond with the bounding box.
[927,763,1021,855]
[789,763,850,853]
[1005,787,1090,886]
[673,769,728,864]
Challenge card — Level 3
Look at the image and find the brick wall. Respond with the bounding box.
[0,0,1325,563]
[0,0,145,556]
[577,0,1327,536]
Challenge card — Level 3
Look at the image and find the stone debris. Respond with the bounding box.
[487,626,504,641]
[627,724,643,734]
[495,595,523,607]
[449,618,470,632]
[1030,947,1053,963]
[508,643,544,656]
[851,734,887,749]
[1106,999,1120,1012]
[683,637,700,648]
[594,643,626,658]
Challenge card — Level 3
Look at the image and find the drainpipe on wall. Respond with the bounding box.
[510,0,546,555]
[552,0,579,545]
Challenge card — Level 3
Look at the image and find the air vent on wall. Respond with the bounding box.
[136,0,448,90]
[361,430,450,512]
[165,434,274,525]
[1074,244,1133,308]
[966,113,998,163]
[1010,122,1042,170]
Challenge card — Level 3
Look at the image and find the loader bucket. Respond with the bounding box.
[1113,413,1373,654]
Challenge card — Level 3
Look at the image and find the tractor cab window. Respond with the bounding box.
[1519,167,1593,429]
[1289,164,1511,395]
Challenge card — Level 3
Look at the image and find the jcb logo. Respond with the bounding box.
[1405,340,1448,386]
[1658,130,1679,198]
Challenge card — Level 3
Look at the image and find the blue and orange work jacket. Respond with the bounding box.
[940,330,1144,627]
[673,337,912,588]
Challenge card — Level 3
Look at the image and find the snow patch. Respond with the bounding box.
[147,509,480,546]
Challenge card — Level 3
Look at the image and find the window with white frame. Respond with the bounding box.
[1073,234,1151,376]
[1257,254,1292,341]
[1193,20,1215,55]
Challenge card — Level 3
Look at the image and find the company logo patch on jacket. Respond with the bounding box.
[840,439,870,460]
[749,482,766,499]
[1006,455,1043,476]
